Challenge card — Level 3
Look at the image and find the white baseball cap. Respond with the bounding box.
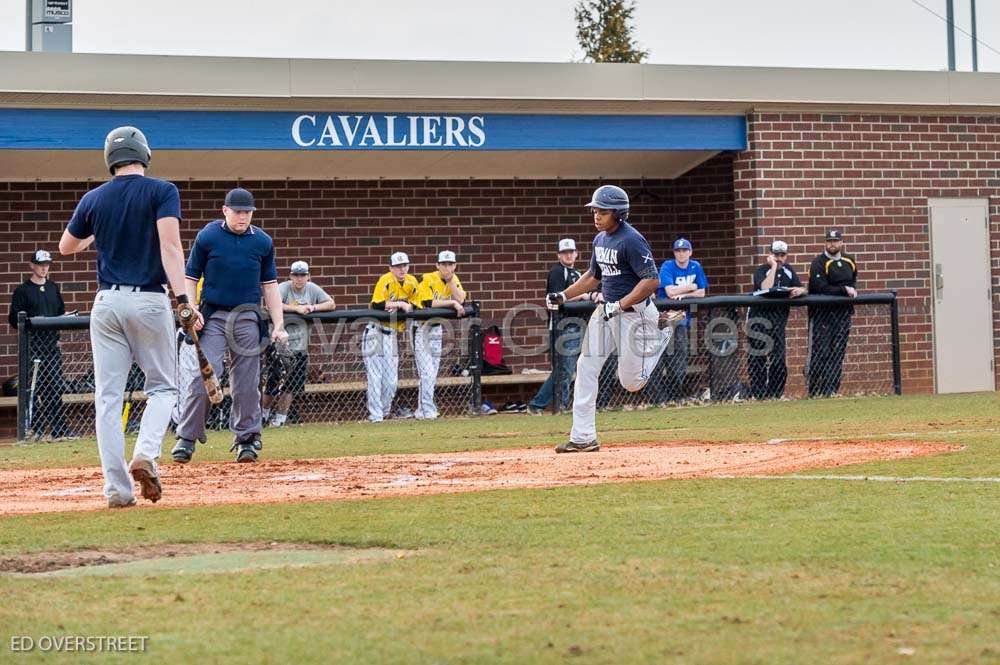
[437,250,457,263]
[390,251,410,266]
[290,260,309,274]
[771,240,789,253]
[558,238,576,252]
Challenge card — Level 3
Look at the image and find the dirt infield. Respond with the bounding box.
[0,439,958,515]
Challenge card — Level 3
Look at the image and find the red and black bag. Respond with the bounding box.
[482,325,512,375]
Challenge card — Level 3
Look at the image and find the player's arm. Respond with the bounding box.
[262,281,287,342]
[155,217,188,303]
[311,297,337,312]
[59,231,95,254]
[561,271,599,300]
[619,278,661,310]
[808,257,847,295]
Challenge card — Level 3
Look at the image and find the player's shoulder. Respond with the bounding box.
[688,258,705,270]
[195,219,224,239]
[251,225,273,244]
[404,273,420,286]
[419,271,436,284]
[841,253,858,263]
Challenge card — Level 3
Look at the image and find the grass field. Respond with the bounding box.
[1,392,998,664]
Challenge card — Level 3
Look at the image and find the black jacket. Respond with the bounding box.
[9,279,65,347]
[808,253,857,296]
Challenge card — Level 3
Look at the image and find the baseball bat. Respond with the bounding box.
[189,328,223,405]
[26,358,39,435]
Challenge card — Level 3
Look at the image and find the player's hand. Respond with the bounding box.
[296,304,310,315]
[602,301,622,321]
[790,287,807,298]
[271,326,289,344]
[845,286,858,298]
[767,254,777,268]
[545,292,566,310]
[453,302,465,317]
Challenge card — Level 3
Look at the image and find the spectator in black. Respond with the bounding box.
[528,239,592,414]
[8,250,72,439]
[747,240,806,399]
[807,229,858,397]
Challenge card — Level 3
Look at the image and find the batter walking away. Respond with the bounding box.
[545,185,670,453]
[59,126,190,508]
[171,188,288,464]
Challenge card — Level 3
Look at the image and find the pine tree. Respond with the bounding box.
[574,0,649,63]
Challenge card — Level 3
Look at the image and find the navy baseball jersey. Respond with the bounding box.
[67,174,181,287]
[186,220,278,308]
[588,222,658,303]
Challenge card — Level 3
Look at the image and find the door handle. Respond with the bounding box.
[934,263,944,301]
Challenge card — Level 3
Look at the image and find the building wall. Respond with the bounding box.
[734,112,1000,394]
[0,160,736,383]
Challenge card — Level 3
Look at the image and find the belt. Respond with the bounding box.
[367,323,393,336]
[100,283,167,294]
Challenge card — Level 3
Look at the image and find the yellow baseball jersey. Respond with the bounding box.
[371,272,420,331]
[417,271,466,306]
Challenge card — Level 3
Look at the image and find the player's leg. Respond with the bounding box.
[175,312,227,445]
[228,312,264,442]
[746,313,769,400]
[415,324,443,419]
[769,322,789,398]
[567,307,613,447]
[124,293,178,465]
[362,324,384,422]
[615,301,668,393]
[382,331,400,419]
[89,291,136,505]
[828,311,852,395]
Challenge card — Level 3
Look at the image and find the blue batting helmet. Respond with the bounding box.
[585,185,630,221]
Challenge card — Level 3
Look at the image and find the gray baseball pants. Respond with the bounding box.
[176,309,263,443]
[90,288,177,504]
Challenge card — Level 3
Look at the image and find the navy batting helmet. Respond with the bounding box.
[104,126,151,175]
[585,185,630,221]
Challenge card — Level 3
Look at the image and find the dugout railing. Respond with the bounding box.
[545,293,901,414]
[16,304,483,441]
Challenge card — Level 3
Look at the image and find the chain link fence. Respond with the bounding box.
[547,294,901,413]
[16,306,482,441]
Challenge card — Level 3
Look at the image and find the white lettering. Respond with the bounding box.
[422,116,443,146]
[317,116,342,147]
[384,116,407,147]
[291,114,316,147]
[338,115,364,145]
[467,116,486,147]
[444,116,466,147]
[360,116,384,146]
[408,115,420,146]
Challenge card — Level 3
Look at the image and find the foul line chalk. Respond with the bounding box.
[716,474,1000,483]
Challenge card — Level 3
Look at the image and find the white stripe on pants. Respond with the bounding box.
[363,324,398,422]
[570,300,669,444]
[413,323,443,418]
[90,289,177,503]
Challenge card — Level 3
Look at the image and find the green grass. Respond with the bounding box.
[1,393,998,664]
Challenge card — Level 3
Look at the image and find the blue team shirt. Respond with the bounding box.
[658,259,709,327]
[186,220,278,308]
[67,175,181,288]
[588,222,659,302]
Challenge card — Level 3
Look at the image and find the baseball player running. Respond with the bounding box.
[364,252,420,422]
[59,126,190,508]
[546,185,670,453]
[414,250,467,420]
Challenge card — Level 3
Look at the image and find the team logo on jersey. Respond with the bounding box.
[594,246,622,277]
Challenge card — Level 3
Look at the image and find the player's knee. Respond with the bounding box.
[620,376,648,393]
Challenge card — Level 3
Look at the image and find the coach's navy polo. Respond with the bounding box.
[67,175,182,288]
[186,220,277,308]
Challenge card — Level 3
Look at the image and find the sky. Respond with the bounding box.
[0,0,997,72]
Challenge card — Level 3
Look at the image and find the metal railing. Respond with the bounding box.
[16,305,482,441]
[543,293,901,414]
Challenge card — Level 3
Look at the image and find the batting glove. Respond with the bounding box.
[602,301,623,321]
[545,292,566,311]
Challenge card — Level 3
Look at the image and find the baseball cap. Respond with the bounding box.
[558,238,576,252]
[437,250,457,263]
[390,252,410,266]
[673,238,693,251]
[30,249,52,264]
[290,260,309,275]
[826,229,844,241]
[771,240,789,253]
[224,188,256,211]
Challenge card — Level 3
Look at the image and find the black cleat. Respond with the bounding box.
[555,440,600,453]
[171,438,196,464]
[230,433,262,463]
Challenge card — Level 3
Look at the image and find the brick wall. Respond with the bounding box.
[0,159,736,383]
[734,112,1000,394]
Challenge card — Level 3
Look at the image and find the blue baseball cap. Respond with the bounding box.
[673,238,692,251]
